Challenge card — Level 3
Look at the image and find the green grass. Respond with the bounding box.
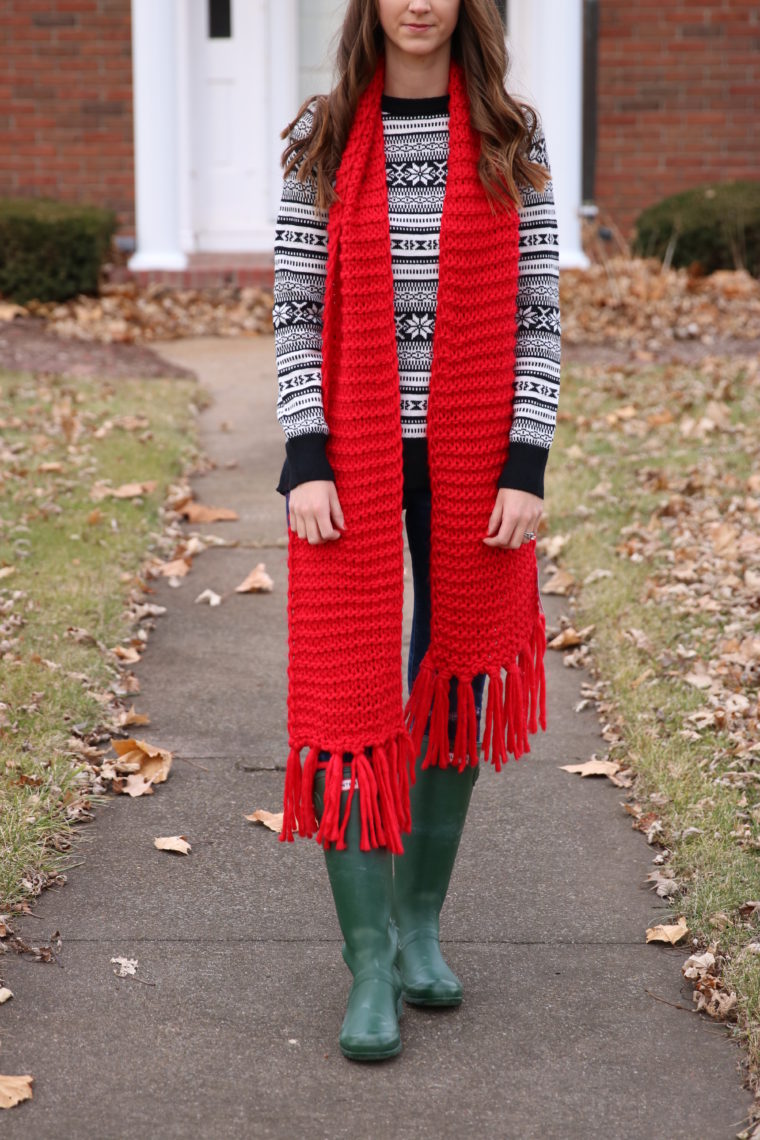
[545,358,760,1084]
[0,369,201,913]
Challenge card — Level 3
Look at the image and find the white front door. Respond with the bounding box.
[188,0,271,251]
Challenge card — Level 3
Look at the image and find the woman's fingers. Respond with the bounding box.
[289,480,343,544]
[316,506,340,541]
[328,484,345,532]
[483,489,543,549]
[486,496,503,538]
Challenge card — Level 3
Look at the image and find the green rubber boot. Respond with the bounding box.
[314,762,403,1061]
[392,735,478,1006]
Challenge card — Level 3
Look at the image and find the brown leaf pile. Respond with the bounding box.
[681,948,738,1021]
[3,259,758,354]
[101,738,173,797]
[561,258,760,351]
[18,281,274,343]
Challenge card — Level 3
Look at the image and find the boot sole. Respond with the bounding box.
[402,991,463,1008]
[340,1040,402,1062]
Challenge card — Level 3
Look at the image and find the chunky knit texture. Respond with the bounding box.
[281,57,547,855]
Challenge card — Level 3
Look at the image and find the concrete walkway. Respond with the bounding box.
[1,337,753,1139]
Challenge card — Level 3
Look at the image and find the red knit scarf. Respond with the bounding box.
[281,57,547,854]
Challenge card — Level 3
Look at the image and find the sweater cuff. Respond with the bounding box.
[285,431,335,489]
[497,441,549,499]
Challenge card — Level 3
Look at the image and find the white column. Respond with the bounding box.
[128,0,187,270]
[269,0,299,223]
[507,0,589,269]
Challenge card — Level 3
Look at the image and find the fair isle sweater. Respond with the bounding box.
[273,92,561,500]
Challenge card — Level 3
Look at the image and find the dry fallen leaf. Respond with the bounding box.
[682,950,715,979]
[154,557,191,578]
[541,568,575,596]
[623,627,656,654]
[195,588,222,606]
[560,757,621,779]
[547,625,595,650]
[683,671,713,690]
[90,480,156,501]
[693,985,738,1020]
[119,705,150,727]
[112,644,141,663]
[109,481,158,499]
[111,955,139,977]
[646,869,679,899]
[645,916,689,945]
[235,563,274,593]
[106,738,173,797]
[246,809,285,834]
[0,1074,34,1109]
[154,835,191,855]
[0,566,17,580]
[0,300,27,320]
[180,500,239,523]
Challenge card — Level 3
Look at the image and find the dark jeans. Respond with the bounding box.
[285,487,487,761]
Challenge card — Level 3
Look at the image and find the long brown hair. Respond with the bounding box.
[280,0,551,212]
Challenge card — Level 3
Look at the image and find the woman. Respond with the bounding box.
[273,0,560,1061]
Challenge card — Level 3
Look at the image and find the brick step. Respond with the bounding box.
[106,253,275,291]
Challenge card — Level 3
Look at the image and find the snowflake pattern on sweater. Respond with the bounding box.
[273,93,561,491]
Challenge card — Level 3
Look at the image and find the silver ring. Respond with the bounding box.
[523,530,536,542]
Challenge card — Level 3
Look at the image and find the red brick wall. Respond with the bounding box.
[0,0,135,237]
[595,0,760,242]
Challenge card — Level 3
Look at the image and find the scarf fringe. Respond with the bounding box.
[404,613,547,773]
[279,730,416,854]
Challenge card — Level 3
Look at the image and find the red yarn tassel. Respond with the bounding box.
[425,671,451,769]
[356,750,384,851]
[503,668,516,758]
[452,677,469,771]
[372,745,404,855]
[298,745,320,839]
[404,661,436,755]
[316,751,344,850]
[389,733,414,834]
[334,755,358,851]
[280,747,302,843]
[511,665,527,759]
[491,671,507,771]
[535,616,548,730]
[483,671,495,767]
[521,643,537,734]
[402,733,415,820]
[466,681,479,768]
[451,677,478,771]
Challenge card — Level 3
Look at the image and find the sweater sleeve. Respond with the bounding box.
[499,114,561,500]
[273,107,335,490]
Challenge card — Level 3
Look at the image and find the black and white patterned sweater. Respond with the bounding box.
[273,92,561,500]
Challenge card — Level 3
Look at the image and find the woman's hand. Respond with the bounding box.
[483,488,543,550]
[289,480,345,544]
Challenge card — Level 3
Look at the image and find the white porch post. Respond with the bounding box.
[128,0,187,270]
[269,0,299,223]
[506,0,588,269]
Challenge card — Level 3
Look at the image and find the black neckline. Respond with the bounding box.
[381,93,450,117]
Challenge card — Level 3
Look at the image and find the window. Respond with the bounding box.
[209,0,231,39]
